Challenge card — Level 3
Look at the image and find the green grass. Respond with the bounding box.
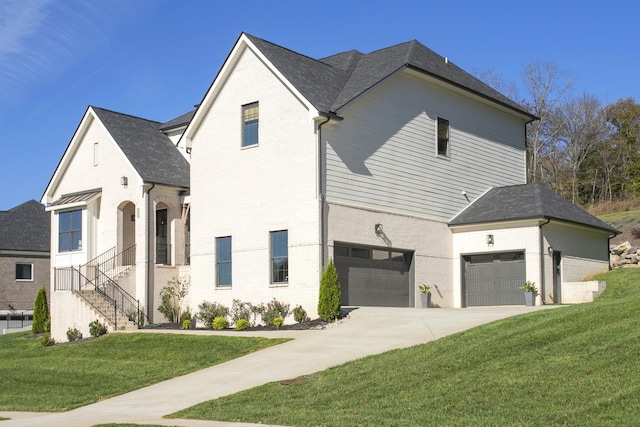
[0,333,288,412]
[171,268,640,426]
[597,207,640,232]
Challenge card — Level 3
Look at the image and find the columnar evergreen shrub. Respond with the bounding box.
[318,259,341,322]
[32,287,50,334]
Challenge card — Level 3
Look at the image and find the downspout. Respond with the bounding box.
[539,218,551,304]
[316,112,343,270]
[145,183,155,321]
[317,115,331,271]
[608,233,617,271]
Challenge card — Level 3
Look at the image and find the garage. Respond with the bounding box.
[334,243,413,307]
[463,252,525,306]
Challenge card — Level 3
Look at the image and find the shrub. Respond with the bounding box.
[66,327,82,342]
[231,299,259,326]
[212,317,229,330]
[293,305,308,323]
[235,318,250,330]
[273,316,284,328]
[260,299,290,327]
[89,320,108,337]
[196,301,229,329]
[40,333,55,347]
[32,287,50,334]
[180,307,192,324]
[127,308,146,327]
[181,319,191,330]
[157,276,190,323]
[318,259,342,322]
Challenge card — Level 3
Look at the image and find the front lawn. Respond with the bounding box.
[0,333,288,412]
[171,268,640,426]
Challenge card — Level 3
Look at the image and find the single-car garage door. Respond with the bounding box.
[334,243,413,307]
[463,252,525,306]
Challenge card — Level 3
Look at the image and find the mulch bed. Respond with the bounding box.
[144,318,328,331]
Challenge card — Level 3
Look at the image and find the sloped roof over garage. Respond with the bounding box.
[449,183,620,235]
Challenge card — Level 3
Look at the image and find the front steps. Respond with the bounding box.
[76,290,138,331]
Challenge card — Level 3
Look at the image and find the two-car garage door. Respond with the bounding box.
[463,252,526,306]
[334,243,413,307]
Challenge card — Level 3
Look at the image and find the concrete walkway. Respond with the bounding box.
[1,305,560,427]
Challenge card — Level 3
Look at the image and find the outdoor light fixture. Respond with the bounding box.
[548,246,554,256]
[121,176,128,187]
[486,234,494,245]
[375,223,383,235]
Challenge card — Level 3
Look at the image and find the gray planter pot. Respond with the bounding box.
[524,291,535,306]
[420,293,431,308]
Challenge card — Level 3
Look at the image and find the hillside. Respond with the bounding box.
[597,207,640,247]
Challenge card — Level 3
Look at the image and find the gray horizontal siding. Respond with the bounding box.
[325,71,526,221]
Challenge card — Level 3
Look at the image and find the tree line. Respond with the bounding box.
[477,63,640,207]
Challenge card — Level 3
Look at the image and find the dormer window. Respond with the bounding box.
[242,102,259,147]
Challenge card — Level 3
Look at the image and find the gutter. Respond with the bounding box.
[539,218,551,304]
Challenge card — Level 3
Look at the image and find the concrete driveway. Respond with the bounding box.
[1,305,559,427]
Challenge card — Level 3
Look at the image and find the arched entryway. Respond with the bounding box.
[118,201,136,265]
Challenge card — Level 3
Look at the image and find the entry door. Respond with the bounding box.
[553,251,562,303]
[156,209,168,264]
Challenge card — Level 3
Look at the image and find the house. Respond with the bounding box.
[0,200,50,331]
[182,32,616,318]
[41,106,191,340]
[43,33,617,340]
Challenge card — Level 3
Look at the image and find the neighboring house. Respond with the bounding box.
[0,200,50,330]
[41,107,191,340]
[44,33,618,339]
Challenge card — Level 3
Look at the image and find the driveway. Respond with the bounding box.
[0,305,559,427]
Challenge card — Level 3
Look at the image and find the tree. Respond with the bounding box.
[157,275,190,323]
[604,98,640,198]
[32,287,50,334]
[521,61,573,184]
[553,93,605,204]
[318,259,341,322]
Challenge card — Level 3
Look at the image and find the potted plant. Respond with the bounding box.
[419,284,432,308]
[519,281,538,306]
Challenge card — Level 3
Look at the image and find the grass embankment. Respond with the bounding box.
[172,268,640,426]
[0,333,288,412]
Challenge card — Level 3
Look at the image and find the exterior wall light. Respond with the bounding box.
[121,176,128,187]
[375,223,383,235]
[548,246,554,256]
[486,234,494,245]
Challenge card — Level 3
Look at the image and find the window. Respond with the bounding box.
[271,230,288,283]
[59,209,82,252]
[93,142,99,166]
[15,263,33,281]
[216,237,232,287]
[437,117,450,157]
[242,102,259,147]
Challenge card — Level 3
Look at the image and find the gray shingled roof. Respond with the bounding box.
[244,34,535,119]
[449,183,619,234]
[92,107,190,188]
[0,200,50,251]
[159,109,196,132]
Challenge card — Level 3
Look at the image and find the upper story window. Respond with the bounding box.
[216,236,232,287]
[242,102,259,147]
[437,117,450,158]
[59,209,82,252]
[93,142,99,166]
[271,230,288,284]
[15,263,33,281]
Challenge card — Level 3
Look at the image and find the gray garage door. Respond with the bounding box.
[463,252,525,306]
[334,244,413,307]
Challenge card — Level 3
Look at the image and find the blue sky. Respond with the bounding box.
[1,0,638,210]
